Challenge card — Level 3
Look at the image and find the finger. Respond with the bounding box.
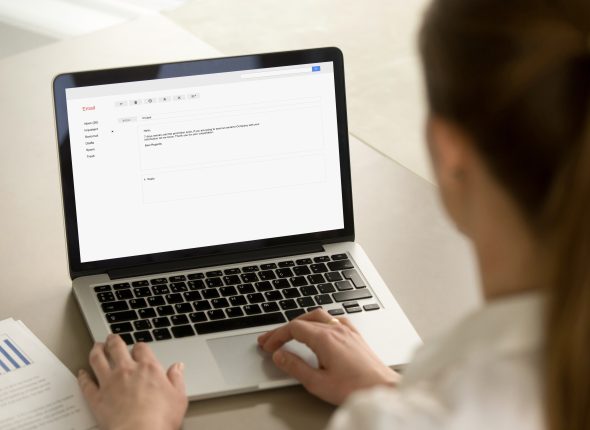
[273,349,323,388]
[88,342,110,384]
[131,342,158,364]
[261,319,325,353]
[104,334,134,368]
[337,317,360,334]
[259,309,335,350]
[78,369,99,405]
[167,362,187,394]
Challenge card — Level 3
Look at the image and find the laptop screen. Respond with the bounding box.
[64,61,344,263]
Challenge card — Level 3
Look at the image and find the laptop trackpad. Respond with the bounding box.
[207,332,288,386]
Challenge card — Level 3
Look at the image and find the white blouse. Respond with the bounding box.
[327,293,545,430]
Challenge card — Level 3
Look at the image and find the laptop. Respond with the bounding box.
[52,47,421,400]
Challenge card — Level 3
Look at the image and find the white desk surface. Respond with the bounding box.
[0,15,480,429]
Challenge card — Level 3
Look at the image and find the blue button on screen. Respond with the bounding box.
[312,66,321,72]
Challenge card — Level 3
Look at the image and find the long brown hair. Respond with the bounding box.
[419,0,590,428]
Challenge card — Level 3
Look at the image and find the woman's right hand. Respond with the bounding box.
[257,309,400,405]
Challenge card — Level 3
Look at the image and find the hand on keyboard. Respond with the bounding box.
[257,309,400,406]
[78,334,188,430]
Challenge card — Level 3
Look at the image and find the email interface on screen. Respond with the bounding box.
[66,62,344,263]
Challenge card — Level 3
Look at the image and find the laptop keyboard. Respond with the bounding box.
[92,253,381,345]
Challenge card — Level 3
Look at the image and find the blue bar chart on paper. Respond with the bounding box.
[0,334,33,375]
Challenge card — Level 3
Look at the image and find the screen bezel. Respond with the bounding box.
[53,47,354,279]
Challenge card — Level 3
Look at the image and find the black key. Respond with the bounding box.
[183,291,201,302]
[153,328,172,341]
[207,309,225,320]
[237,283,255,294]
[169,275,186,282]
[262,302,280,313]
[327,260,354,271]
[212,298,230,309]
[310,263,329,273]
[220,286,238,297]
[206,277,223,288]
[272,279,290,289]
[194,312,286,335]
[264,290,283,301]
[106,310,137,323]
[363,303,380,311]
[244,304,262,315]
[224,268,241,275]
[240,273,259,283]
[279,299,297,310]
[111,322,133,334]
[171,314,189,325]
[175,303,193,314]
[120,333,134,345]
[325,271,343,282]
[152,317,171,327]
[132,280,149,287]
[346,306,362,314]
[258,270,276,280]
[94,285,111,292]
[170,282,188,293]
[342,269,367,288]
[293,265,311,276]
[328,308,345,316]
[313,256,330,262]
[315,294,334,305]
[193,300,211,311]
[335,280,354,291]
[165,293,184,304]
[129,298,147,309]
[343,301,359,308]
[282,288,301,299]
[286,309,306,321]
[188,280,205,290]
[296,258,313,265]
[102,301,129,313]
[156,305,175,316]
[226,307,244,318]
[138,308,157,319]
[260,263,277,270]
[300,285,319,296]
[223,275,241,285]
[247,293,265,304]
[147,296,166,306]
[188,272,204,280]
[206,270,223,277]
[333,289,373,302]
[97,292,115,303]
[307,274,325,284]
[242,265,259,272]
[297,297,315,308]
[113,282,131,290]
[171,325,195,338]
[202,289,220,299]
[189,312,207,323]
[152,285,170,295]
[278,260,295,267]
[150,278,167,285]
[134,319,152,330]
[318,283,336,293]
[276,268,293,278]
[115,289,133,300]
[229,295,247,306]
[134,287,151,298]
[331,253,348,260]
[255,281,273,292]
[290,276,308,287]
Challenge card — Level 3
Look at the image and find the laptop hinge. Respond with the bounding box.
[107,242,325,280]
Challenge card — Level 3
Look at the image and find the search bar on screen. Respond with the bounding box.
[241,67,319,79]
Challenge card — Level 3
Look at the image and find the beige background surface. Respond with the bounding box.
[0,14,480,429]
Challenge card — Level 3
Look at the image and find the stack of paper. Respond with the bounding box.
[0,318,97,430]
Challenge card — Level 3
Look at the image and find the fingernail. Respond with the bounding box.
[273,350,286,366]
[177,362,185,372]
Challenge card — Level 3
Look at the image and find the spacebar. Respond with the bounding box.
[194,312,287,335]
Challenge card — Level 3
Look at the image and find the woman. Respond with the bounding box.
[77,0,590,428]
